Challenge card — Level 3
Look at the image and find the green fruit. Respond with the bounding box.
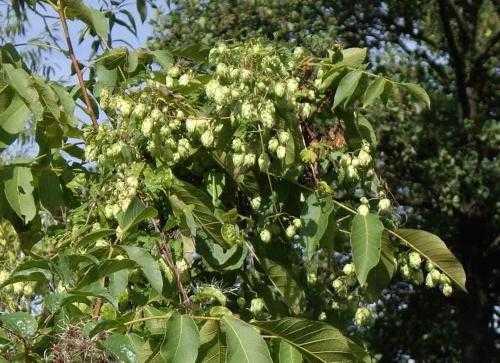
[260,229,271,243]
[285,225,296,239]
[221,224,241,247]
[209,306,232,317]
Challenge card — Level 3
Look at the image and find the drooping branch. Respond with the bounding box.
[56,1,98,128]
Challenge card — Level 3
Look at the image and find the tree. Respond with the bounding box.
[150,0,499,360]
[0,1,467,362]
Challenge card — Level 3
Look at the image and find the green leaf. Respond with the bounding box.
[33,76,60,120]
[356,115,377,146]
[117,197,157,236]
[197,239,247,272]
[391,229,466,291]
[173,44,210,63]
[341,48,367,66]
[253,318,367,363]
[221,316,272,363]
[95,64,118,95]
[301,194,335,264]
[1,265,51,287]
[94,48,128,69]
[170,179,226,248]
[65,0,109,42]
[0,94,29,134]
[109,269,129,297]
[102,333,138,363]
[143,306,171,335]
[0,43,23,66]
[0,312,37,337]
[78,228,115,248]
[37,169,64,214]
[198,319,227,363]
[263,259,305,315]
[402,83,430,109]
[127,50,140,73]
[90,314,135,337]
[379,81,394,105]
[150,50,173,69]
[129,333,153,362]
[122,245,163,294]
[3,64,43,119]
[160,313,199,363]
[366,232,396,298]
[76,259,136,289]
[333,70,362,108]
[51,84,76,116]
[350,213,384,286]
[44,292,71,314]
[136,0,147,22]
[278,341,302,363]
[363,77,385,107]
[3,166,36,223]
[72,283,118,309]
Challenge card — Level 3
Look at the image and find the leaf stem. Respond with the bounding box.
[124,315,170,326]
[191,315,220,321]
[123,314,219,327]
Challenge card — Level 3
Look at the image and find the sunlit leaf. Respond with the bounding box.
[122,245,163,294]
[3,166,36,223]
[222,316,272,363]
[341,48,367,66]
[117,197,157,237]
[363,77,386,107]
[253,318,368,363]
[0,312,37,338]
[102,333,138,363]
[0,94,29,134]
[391,229,466,290]
[402,83,431,109]
[333,70,363,108]
[159,313,199,363]
[65,0,109,42]
[350,213,383,286]
[301,193,335,265]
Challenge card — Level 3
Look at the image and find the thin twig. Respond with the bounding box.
[56,1,98,128]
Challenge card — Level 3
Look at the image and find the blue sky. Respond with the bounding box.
[3,0,155,81]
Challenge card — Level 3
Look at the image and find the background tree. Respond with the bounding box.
[151,0,500,360]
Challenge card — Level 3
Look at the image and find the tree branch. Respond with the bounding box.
[56,1,98,128]
[442,0,471,47]
[437,0,470,120]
